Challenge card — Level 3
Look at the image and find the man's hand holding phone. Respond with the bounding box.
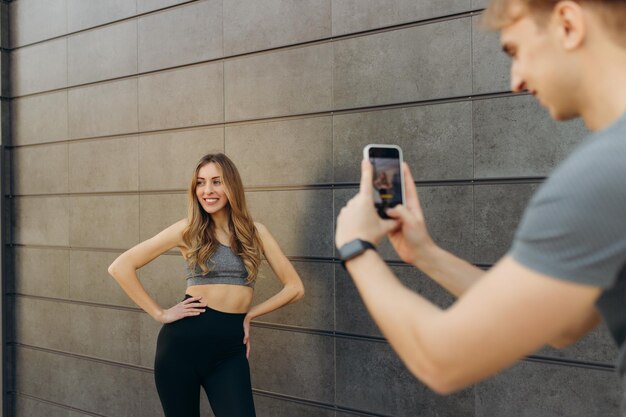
[385,163,437,266]
[336,159,399,249]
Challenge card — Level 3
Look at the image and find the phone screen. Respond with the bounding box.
[368,146,403,218]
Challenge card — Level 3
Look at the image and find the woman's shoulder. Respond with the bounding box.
[254,221,273,239]
[168,218,190,251]
[169,218,189,235]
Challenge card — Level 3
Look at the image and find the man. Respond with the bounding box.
[335,0,626,414]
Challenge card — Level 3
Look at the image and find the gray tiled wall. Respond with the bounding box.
[7,1,621,417]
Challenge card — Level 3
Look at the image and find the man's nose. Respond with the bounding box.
[510,65,527,93]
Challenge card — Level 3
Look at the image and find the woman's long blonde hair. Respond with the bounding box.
[182,153,263,283]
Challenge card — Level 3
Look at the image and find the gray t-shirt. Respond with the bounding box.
[509,112,626,413]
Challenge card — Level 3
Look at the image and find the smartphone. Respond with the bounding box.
[363,144,406,219]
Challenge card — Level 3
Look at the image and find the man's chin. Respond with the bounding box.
[547,106,579,122]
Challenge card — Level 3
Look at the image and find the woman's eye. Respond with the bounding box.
[213,180,221,186]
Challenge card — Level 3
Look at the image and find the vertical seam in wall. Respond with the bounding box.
[330,10,337,406]
[136,0,140,201]
[65,0,73,366]
[470,15,476,269]
[221,0,226,152]
[136,3,141,249]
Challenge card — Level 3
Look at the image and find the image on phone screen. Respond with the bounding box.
[366,145,404,218]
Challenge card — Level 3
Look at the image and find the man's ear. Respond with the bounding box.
[552,1,586,50]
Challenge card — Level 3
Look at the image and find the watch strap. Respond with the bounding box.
[339,239,377,269]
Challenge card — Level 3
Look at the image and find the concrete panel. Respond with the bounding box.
[0,50,8,97]
[12,142,68,195]
[69,250,135,308]
[15,396,69,417]
[68,412,99,417]
[68,304,141,364]
[139,62,224,131]
[254,395,335,417]
[139,127,224,191]
[336,264,454,337]
[10,0,67,47]
[473,95,587,178]
[336,338,475,416]
[138,0,222,72]
[15,348,72,405]
[70,195,139,249]
[137,0,191,14]
[225,116,333,187]
[137,253,188,312]
[332,0,471,35]
[13,247,70,298]
[473,0,489,7]
[472,14,510,94]
[12,196,69,246]
[474,183,539,264]
[12,91,68,146]
[334,185,474,262]
[67,0,136,32]
[538,321,619,365]
[334,18,472,109]
[476,361,623,417]
[11,38,67,96]
[224,0,331,55]
[69,79,138,139]
[139,193,187,241]
[225,43,332,121]
[0,3,7,49]
[250,327,334,402]
[137,370,166,416]
[69,135,139,193]
[68,20,138,85]
[246,189,334,258]
[139,312,164,368]
[14,297,71,351]
[253,260,334,330]
[61,356,145,416]
[333,102,473,182]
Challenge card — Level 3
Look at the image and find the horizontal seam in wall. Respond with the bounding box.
[5,176,546,198]
[3,242,496,267]
[254,389,397,417]
[11,388,399,417]
[9,335,617,385]
[12,392,108,417]
[8,90,528,150]
[9,7,486,99]
[8,300,617,373]
[10,343,153,373]
[8,0,199,51]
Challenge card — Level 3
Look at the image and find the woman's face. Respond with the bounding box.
[195,162,229,215]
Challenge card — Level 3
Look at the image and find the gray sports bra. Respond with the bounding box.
[185,242,254,288]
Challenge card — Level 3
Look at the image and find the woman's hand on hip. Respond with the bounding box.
[156,296,206,324]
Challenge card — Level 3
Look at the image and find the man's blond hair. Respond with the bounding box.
[483,0,626,46]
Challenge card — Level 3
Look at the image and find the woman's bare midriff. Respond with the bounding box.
[186,284,254,314]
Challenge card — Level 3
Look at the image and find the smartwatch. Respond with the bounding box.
[338,239,377,269]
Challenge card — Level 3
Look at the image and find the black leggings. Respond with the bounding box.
[154,295,256,417]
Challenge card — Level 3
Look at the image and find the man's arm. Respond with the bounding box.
[345,252,601,394]
[380,162,599,348]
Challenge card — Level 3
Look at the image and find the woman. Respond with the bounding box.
[108,153,305,417]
